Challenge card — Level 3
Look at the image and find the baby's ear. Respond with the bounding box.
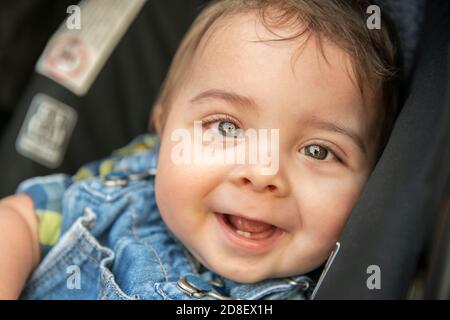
[149,104,164,136]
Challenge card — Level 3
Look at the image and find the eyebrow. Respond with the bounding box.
[190,88,367,156]
[190,89,258,113]
[302,117,367,156]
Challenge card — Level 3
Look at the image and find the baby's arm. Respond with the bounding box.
[0,195,40,299]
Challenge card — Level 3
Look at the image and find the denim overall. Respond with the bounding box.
[17,135,314,300]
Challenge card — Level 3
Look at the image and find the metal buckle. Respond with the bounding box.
[177,276,237,300]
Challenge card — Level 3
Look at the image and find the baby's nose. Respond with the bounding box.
[228,164,290,196]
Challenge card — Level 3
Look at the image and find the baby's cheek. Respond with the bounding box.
[302,178,364,244]
[155,161,210,235]
[154,182,193,245]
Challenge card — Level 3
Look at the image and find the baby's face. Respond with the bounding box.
[155,13,379,283]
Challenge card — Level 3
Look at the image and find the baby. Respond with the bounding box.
[0,0,398,299]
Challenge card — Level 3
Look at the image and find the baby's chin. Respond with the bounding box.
[195,253,303,284]
[211,264,310,284]
[209,265,275,283]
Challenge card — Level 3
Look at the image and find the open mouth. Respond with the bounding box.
[214,212,284,252]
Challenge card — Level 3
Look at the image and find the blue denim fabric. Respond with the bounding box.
[17,136,314,300]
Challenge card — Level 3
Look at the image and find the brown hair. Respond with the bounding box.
[150,0,399,158]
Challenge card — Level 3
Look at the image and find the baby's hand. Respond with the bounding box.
[0,194,40,299]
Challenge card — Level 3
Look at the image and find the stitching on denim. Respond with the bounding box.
[25,218,106,292]
[76,240,101,265]
[102,272,136,300]
[100,289,107,300]
[154,283,173,300]
[24,226,94,291]
[82,179,153,202]
[245,284,293,300]
[130,208,169,282]
[24,253,77,293]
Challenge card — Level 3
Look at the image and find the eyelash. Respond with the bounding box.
[202,113,240,126]
[301,142,344,163]
[200,114,344,163]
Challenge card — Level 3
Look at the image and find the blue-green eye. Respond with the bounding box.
[300,144,330,160]
[202,115,243,138]
[217,120,241,137]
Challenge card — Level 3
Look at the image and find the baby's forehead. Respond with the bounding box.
[193,13,367,107]
[196,12,360,89]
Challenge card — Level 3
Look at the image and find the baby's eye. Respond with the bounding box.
[300,144,336,161]
[203,116,243,138]
[218,121,241,137]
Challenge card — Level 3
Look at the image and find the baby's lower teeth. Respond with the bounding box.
[236,229,252,238]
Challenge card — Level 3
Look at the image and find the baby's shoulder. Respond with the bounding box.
[72,133,159,182]
[15,133,160,256]
[18,133,159,197]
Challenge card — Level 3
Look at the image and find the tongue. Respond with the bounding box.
[227,215,274,233]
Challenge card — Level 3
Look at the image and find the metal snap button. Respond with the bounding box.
[287,277,311,290]
[128,168,157,181]
[102,172,129,187]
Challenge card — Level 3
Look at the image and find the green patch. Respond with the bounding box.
[36,210,62,246]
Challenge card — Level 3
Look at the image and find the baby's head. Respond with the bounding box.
[150,0,399,283]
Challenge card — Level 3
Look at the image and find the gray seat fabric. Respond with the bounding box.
[376,0,427,78]
[315,0,450,299]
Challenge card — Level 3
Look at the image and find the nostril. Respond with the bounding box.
[267,185,276,192]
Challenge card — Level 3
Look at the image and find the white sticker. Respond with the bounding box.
[16,94,78,168]
[36,0,146,96]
